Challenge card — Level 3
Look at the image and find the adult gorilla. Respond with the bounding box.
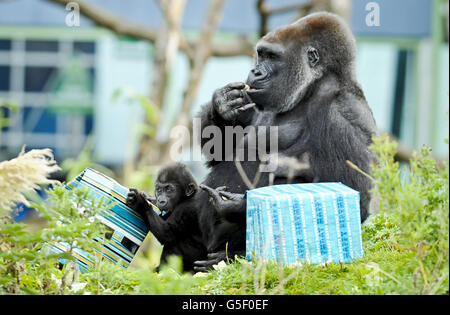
[193,12,377,271]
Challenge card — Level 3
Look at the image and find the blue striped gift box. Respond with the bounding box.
[46,168,156,272]
[245,183,363,265]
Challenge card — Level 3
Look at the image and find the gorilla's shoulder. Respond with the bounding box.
[331,91,377,136]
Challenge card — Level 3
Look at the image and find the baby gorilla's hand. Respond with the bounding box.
[126,188,148,216]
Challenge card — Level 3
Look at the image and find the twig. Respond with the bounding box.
[257,0,314,37]
[167,0,226,142]
[234,158,255,190]
[391,135,448,169]
[364,262,408,290]
[46,0,254,57]
[346,160,375,181]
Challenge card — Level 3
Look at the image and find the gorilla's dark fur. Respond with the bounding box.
[193,12,377,271]
[127,163,206,272]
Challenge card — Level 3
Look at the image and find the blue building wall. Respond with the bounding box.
[352,0,431,38]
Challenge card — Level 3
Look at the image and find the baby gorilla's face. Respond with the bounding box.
[155,182,182,212]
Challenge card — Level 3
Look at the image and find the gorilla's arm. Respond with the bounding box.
[199,185,246,225]
[142,206,179,245]
[127,189,180,245]
[325,97,376,221]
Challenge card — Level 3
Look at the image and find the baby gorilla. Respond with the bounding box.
[126,163,207,273]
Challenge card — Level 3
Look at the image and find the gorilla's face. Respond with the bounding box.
[246,42,288,112]
[155,181,182,213]
[245,26,323,114]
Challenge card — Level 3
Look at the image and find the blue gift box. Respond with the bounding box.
[245,183,364,265]
[46,168,155,272]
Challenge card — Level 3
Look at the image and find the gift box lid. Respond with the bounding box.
[246,182,359,199]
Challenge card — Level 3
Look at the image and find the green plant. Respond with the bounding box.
[0,186,109,294]
[111,87,159,139]
[61,135,114,181]
[0,99,18,129]
[369,135,449,294]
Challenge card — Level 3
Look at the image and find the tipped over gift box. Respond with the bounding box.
[245,183,364,265]
[46,168,156,272]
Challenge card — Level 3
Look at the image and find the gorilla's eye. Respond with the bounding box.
[257,46,279,61]
[267,52,278,60]
[166,186,174,193]
[260,51,278,60]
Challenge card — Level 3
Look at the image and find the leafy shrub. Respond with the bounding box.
[368,135,449,294]
[0,134,448,295]
[0,186,109,294]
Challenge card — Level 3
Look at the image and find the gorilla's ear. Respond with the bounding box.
[185,183,197,197]
[307,47,320,68]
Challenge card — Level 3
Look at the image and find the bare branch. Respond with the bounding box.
[150,0,187,108]
[267,2,314,15]
[176,0,226,127]
[49,0,159,40]
[257,0,269,38]
[234,159,255,190]
[46,0,254,57]
[394,140,447,169]
[257,0,314,37]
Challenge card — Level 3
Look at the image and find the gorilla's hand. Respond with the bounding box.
[200,184,245,219]
[126,188,150,216]
[212,82,255,121]
[193,250,246,272]
[193,252,227,272]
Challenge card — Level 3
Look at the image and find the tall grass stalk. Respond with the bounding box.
[0,147,60,212]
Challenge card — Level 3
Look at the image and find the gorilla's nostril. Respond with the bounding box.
[251,68,262,76]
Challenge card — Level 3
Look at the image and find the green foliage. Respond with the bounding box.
[1,134,448,295]
[111,87,159,138]
[110,87,160,193]
[127,165,158,194]
[61,135,114,181]
[368,135,449,294]
[0,185,201,295]
[0,99,18,137]
[0,186,108,294]
[77,256,201,295]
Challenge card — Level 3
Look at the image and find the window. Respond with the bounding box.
[0,39,11,51]
[25,40,59,52]
[0,39,96,159]
[0,66,9,91]
[25,66,57,92]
